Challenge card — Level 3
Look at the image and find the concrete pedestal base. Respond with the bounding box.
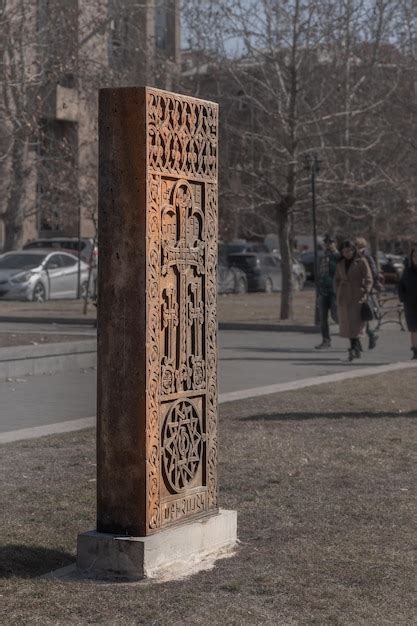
[76,509,237,581]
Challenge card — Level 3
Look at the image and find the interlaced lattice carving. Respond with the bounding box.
[148,90,217,182]
[146,173,162,530]
[146,88,218,529]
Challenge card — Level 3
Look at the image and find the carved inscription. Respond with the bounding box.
[162,492,208,526]
[146,88,218,531]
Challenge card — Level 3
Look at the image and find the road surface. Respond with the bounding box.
[0,324,411,433]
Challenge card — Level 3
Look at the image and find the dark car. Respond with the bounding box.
[299,249,325,280]
[227,252,282,292]
[218,259,248,294]
[219,241,269,256]
[377,251,404,284]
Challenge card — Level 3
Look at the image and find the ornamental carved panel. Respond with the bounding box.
[146,88,218,531]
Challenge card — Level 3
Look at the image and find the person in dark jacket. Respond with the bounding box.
[355,237,382,350]
[315,235,340,349]
[398,248,417,359]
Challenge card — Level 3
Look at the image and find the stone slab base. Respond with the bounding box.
[76,509,237,581]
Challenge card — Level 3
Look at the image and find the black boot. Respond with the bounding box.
[368,332,378,350]
[315,338,331,349]
[353,338,362,359]
[348,339,356,362]
[412,348,417,360]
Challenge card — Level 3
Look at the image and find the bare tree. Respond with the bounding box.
[0,0,81,251]
[0,0,180,252]
[183,0,412,319]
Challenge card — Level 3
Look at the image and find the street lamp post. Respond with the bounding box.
[305,153,321,324]
[77,191,82,299]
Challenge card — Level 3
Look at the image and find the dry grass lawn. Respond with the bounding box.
[1,369,416,625]
[0,287,402,330]
[0,332,92,348]
[0,291,317,326]
[219,290,317,326]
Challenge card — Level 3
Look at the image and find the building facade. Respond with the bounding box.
[0,0,180,249]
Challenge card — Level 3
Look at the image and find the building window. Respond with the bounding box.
[155,0,169,52]
[108,1,141,70]
[109,15,129,67]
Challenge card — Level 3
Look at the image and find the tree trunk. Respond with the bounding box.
[278,206,293,320]
[3,137,27,252]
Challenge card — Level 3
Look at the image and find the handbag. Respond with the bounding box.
[360,299,374,321]
[368,292,380,320]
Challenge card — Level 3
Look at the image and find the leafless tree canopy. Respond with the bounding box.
[182,0,417,318]
[1,1,417,319]
[0,0,178,251]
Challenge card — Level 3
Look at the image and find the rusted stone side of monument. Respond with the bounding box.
[97,87,218,537]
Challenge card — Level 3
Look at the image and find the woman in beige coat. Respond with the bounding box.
[334,240,373,361]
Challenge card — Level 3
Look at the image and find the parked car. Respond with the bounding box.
[23,237,98,266]
[23,237,98,296]
[226,252,303,293]
[299,249,325,280]
[0,250,89,302]
[219,240,269,257]
[272,252,306,291]
[218,258,248,294]
[226,252,279,292]
[377,251,404,284]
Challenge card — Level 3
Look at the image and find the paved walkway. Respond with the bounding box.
[220,326,410,390]
[0,324,412,434]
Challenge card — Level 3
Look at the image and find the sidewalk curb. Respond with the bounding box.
[2,360,416,443]
[0,315,316,333]
[0,315,96,326]
[0,416,96,444]
[219,360,417,404]
[0,340,97,380]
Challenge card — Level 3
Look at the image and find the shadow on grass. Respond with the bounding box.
[241,410,417,421]
[0,544,73,578]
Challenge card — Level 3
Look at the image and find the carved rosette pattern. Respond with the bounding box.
[146,88,218,531]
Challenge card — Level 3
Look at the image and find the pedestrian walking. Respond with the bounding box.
[398,248,417,359]
[315,235,340,349]
[355,236,382,349]
[334,240,373,361]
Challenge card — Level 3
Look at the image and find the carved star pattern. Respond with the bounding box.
[163,401,202,492]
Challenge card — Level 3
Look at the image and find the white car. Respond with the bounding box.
[0,250,90,302]
[272,252,306,290]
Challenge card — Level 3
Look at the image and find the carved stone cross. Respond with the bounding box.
[76,87,236,580]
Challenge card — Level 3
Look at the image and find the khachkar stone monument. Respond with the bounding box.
[76,87,237,580]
